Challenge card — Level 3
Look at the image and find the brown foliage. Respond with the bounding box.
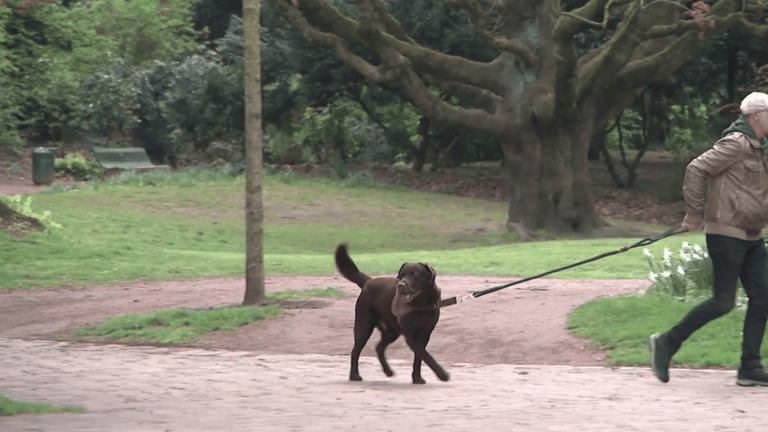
[683,1,711,20]
[16,0,56,16]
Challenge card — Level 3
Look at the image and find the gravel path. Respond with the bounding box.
[1,338,762,432]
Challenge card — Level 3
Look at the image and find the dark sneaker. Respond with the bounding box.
[737,368,768,387]
[649,333,672,383]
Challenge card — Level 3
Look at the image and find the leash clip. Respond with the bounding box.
[458,294,475,303]
[439,294,475,308]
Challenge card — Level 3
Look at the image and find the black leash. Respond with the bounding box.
[440,226,689,308]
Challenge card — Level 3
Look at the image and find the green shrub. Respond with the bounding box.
[54,154,103,181]
[340,171,390,189]
[665,101,713,161]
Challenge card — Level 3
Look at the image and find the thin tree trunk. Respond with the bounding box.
[727,41,738,103]
[243,0,265,306]
[595,122,625,188]
[413,116,430,173]
[621,93,651,188]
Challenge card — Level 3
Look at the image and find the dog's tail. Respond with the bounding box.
[334,243,372,289]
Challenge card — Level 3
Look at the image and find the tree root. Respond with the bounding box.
[506,222,535,242]
[506,219,658,241]
[0,200,44,236]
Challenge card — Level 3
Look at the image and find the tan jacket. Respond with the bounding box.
[683,132,768,240]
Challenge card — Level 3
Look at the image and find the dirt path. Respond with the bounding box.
[0,171,58,195]
[1,338,762,432]
[0,275,648,366]
[2,258,762,432]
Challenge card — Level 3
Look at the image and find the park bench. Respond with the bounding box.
[91,147,169,172]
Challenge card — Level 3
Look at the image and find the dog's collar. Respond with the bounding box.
[395,291,440,310]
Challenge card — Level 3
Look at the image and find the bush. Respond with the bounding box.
[264,166,298,184]
[293,101,369,164]
[80,52,243,165]
[664,101,713,161]
[643,242,748,311]
[89,166,241,188]
[77,58,141,141]
[206,141,244,172]
[54,153,103,181]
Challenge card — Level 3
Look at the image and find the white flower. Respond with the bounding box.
[663,248,673,266]
[663,248,673,261]
[661,271,672,278]
[677,266,685,276]
[703,252,709,258]
[693,244,704,254]
[649,272,657,282]
[682,241,690,249]
[691,253,702,261]
[643,248,653,258]
[680,251,692,262]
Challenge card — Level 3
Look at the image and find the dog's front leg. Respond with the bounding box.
[403,334,448,383]
[411,352,425,384]
[399,318,450,384]
[350,347,364,381]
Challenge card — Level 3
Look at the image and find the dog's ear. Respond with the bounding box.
[422,263,436,286]
[397,262,407,279]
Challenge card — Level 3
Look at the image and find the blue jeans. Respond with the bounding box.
[667,234,768,371]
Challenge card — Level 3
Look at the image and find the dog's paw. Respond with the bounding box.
[383,367,394,377]
[437,369,450,382]
[411,373,426,385]
[349,374,363,382]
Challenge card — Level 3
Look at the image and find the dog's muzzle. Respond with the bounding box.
[397,280,419,299]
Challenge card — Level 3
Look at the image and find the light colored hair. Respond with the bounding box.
[740,92,768,115]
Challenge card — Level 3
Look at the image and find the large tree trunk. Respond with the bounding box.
[498,14,607,239]
[503,117,607,240]
[243,0,265,306]
[264,0,753,237]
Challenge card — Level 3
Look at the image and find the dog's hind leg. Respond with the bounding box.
[375,328,400,377]
[350,313,375,381]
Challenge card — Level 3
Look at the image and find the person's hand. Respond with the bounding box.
[681,221,700,231]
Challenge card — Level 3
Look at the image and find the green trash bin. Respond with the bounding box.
[32,147,55,185]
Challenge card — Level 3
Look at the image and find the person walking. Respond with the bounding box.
[650,92,768,386]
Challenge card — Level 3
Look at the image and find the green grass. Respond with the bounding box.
[2,168,748,369]
[267,286,347,300]
[0,168,699,289]
[568,293,752,368]
[74,288,346,344]
[0,393,85,416]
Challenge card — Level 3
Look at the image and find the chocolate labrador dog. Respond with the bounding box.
[334,243,450,384]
